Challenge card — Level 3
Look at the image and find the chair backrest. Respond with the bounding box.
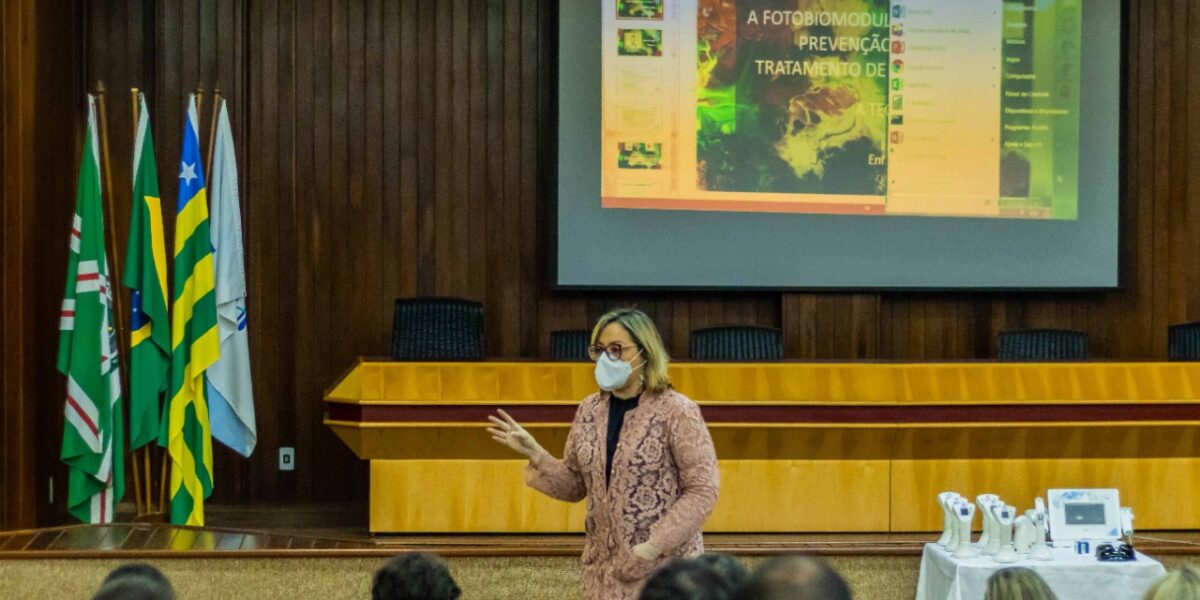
[691,326,784,361]
[549,329,591,361]
[997,329,1088,361]
[391,297,485,360]
[1168,322,1200,361]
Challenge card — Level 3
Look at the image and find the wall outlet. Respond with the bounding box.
[279,447,295,471]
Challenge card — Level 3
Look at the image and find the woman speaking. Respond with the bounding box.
[488,308,719,599]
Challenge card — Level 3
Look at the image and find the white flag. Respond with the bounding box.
[206,99,257,457]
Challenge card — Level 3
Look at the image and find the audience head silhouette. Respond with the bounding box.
[638,558,738,600]
[372,552,462,600]
[732,555,851,600]
[93,563,175,600]
[693,553,749,591]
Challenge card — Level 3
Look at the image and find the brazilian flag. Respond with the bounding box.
[124,92,170,450]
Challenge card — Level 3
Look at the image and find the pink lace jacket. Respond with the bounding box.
[525,388,720,600]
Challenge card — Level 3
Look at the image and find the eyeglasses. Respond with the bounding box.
[587,342,641,361]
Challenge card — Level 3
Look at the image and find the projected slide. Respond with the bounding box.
[600,0,1081,219]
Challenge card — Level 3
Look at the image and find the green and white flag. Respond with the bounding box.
[57,95,125,523]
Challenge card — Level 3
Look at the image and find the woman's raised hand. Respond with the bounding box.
[487,409,545,460]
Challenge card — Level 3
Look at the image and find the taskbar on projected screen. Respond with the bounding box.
[601,195,886,215]
[600,196,1068,219]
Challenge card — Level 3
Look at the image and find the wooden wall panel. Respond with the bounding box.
[0,0,41,532]
[2,0,1197,523]
[2,0,83,529]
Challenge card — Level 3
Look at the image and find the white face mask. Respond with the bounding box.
[595,352,638,392]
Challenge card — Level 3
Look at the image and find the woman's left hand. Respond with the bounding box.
[631,541,661,561]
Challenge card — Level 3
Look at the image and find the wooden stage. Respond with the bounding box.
[3,523,1200,559]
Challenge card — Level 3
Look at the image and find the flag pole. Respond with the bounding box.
[130,87,139,141]
[206,86,221,178]
[194,85,205,182]
[195,84,205,139]
[95,83,127,339]
[96,84,135,516]
[127,86,146,517]
[145,442,154,517]
[160,444,168,513]
[95,82,128,353]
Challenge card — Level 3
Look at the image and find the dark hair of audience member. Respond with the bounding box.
[102,563,174,589]
[92,576,175,600]
[732,555,852,600]
[638,558,738,600]
[372,552,462,600]
[693,553,750,591]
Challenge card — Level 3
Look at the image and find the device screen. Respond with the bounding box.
[1065,502,1107,525]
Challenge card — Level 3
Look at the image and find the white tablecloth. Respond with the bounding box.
[916,543,1166,600]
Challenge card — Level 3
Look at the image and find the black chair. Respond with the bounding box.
[997,329,1088,361]
[690,326,783,361]
[549,329,591,361]
[1168,322,1200,361]
[391,297,485,360]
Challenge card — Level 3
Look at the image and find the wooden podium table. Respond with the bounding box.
[324,360,1200,533]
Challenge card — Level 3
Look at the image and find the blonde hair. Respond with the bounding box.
[984,567,1057,600]
[591,308,672,393]
[1144,565,1200,600]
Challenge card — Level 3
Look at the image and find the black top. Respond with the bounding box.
[605,392,640,488]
